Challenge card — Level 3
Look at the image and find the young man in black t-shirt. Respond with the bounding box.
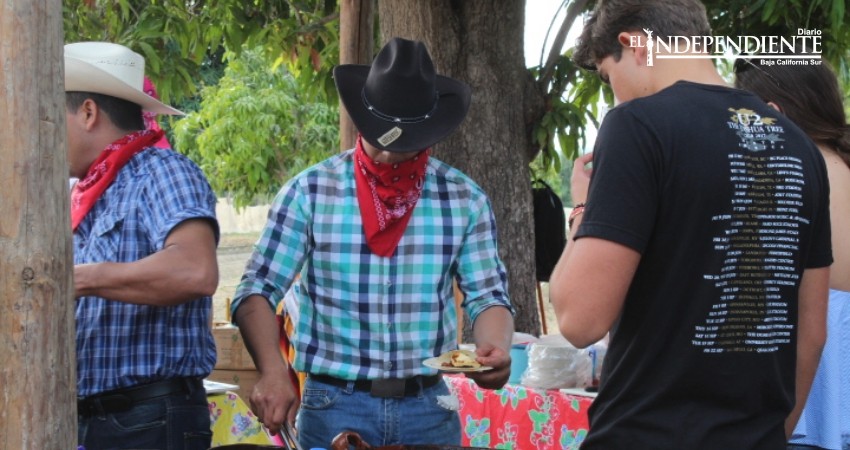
[549,1,832,449]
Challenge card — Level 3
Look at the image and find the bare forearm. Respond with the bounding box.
[233,295,289,376]
[472,306,514,352]
[549,212,582,290]
[234,294,299,433]
[466,305,514,390]
[74,219,218,306]
[74,251,217,306]
[550,211,639,348]
[549,213,598,346]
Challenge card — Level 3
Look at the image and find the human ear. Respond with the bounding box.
[617,32,635,50]
[618,32,645,65]
[80,99,99,131]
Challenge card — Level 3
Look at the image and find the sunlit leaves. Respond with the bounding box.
[530,51,612,170]
[171,48,338,208]
[63,0,339,105]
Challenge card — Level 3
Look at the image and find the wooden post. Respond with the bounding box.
[338,0,375,151]
[0,0,77,448]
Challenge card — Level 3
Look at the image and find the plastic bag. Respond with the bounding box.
[520,334,591,390]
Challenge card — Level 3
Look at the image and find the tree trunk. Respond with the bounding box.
[339,0,375,150]
[0,0,77,447]
[378,0,542,336]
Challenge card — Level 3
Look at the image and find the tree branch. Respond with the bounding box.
[538,0,589,90]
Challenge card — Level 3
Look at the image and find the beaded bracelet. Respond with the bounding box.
[568,203,586,228]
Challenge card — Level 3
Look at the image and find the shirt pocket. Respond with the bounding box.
[88,212,125,260]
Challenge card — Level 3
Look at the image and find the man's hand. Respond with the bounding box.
[248,369,300,436]
[464,342,511,390]
[234,295,300,435]
[466,306,514,390]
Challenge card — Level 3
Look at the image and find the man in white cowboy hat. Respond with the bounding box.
[231,37,514,448]
[66,41,219,450]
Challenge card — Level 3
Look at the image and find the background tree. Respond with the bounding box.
[172,47,339,207]
[377,0,541,333]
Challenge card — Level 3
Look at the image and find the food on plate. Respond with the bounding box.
[441,349,481,369]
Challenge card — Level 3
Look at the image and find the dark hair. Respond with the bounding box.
[65,92,145,131]
[573,0,711,70]
[734,58,850,168]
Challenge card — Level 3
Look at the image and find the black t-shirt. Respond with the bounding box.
[577,81,832,450]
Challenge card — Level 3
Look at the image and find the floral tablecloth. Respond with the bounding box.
[446,376,592,450]
[208,391,283,447]
[207,379,591,449]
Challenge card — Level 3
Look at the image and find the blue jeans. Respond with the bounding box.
[78,383,211,450]
[789,445,850,450]
[297,376,461,449]
[789,435,850,449]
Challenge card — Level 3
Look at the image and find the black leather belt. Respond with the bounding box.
[77,377,202,416]
[310,374,442,398]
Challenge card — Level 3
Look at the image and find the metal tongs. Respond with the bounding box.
[280,422,303,450]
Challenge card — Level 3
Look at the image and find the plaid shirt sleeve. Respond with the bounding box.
[456,192,513,322]
[232,176,311,313]
[139,155,220,247]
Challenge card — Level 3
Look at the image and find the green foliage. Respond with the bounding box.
[530,146,577,207]
[704,0,850,65]
[64,0,341,204]
[63,0,340,105]
[64,0,211,105]
[705,0,850,89]
[172,48,338,208]
[530,52,613,165]
[530,153,564,199]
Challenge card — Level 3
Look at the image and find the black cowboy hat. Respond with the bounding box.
[334,37,471,153]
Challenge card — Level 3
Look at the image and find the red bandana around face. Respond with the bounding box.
[354,135,429,257]
[70,129,163,231]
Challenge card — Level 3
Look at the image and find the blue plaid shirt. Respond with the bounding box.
[233,150,512,380]
[74,148,219,397]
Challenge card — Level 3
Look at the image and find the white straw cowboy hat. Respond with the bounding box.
[334,37,471,153]
[64,42,183,116]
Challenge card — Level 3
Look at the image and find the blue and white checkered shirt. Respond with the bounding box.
[233,150,512,380]
[74,148,219,397]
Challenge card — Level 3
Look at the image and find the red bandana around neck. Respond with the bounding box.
[70,129,163,231]
[354,135,429,257]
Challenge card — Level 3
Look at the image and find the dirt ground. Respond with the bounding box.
[213,233,560,336]
[212,233,260,324]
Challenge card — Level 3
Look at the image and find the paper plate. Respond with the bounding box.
[423,351,493,373]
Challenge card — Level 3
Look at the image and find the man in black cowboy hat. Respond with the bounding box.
[232,37,515,448]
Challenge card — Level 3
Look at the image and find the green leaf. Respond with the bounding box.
[831,0,845,33]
